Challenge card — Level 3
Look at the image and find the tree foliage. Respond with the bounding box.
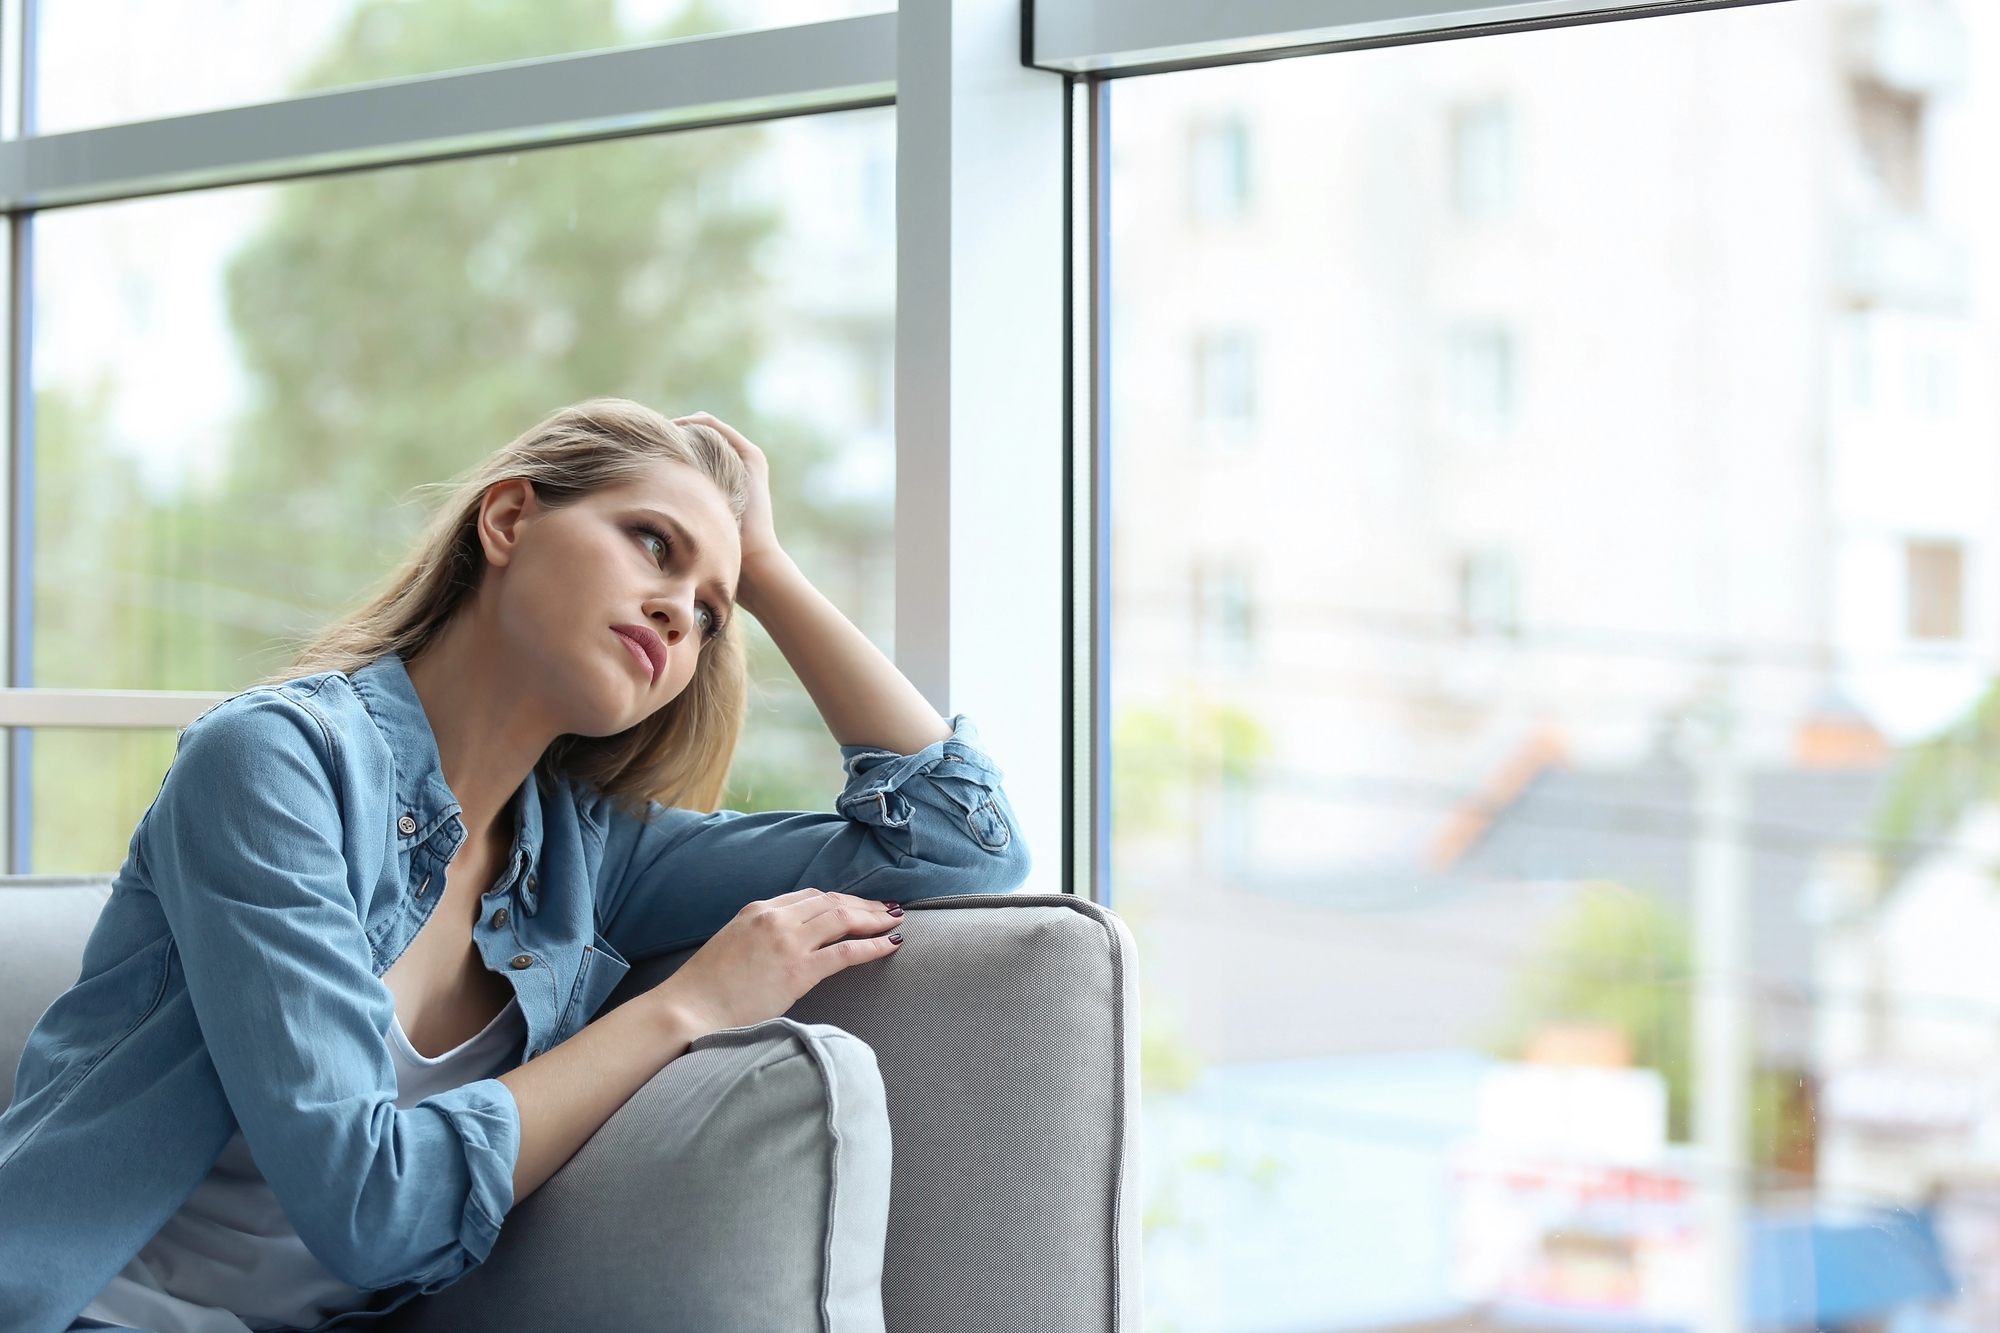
[1492,881,1694,1139]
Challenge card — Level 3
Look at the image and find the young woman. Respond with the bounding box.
[0,400,1029,1333]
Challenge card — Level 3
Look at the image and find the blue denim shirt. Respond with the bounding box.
[0,655,1027,1333]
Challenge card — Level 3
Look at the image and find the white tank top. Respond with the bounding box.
[81,1000,525,1333]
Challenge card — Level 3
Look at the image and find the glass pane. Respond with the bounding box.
[1111,5,1995,1331]
[31,731,181,876]
[37,0,893,136]
[33,104,896,871]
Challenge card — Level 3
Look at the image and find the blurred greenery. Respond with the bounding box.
[1113,693,1273,1096]
[32,0,891,870]
[1114,694,1271,839]
[1492,881,1694,1140]
[1876,679,2000,875]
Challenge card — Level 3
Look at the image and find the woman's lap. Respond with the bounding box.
[384,1018,891,1333]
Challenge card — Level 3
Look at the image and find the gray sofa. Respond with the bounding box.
[1,881,1140,1332]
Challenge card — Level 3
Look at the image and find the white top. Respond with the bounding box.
[82,1000,525,1333]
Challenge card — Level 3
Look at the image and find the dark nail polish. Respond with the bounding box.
[889,932,903,945]
[887,906,904,917]
[882,901,901,911]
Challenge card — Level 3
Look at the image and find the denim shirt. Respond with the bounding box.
[0,655,1028,1333]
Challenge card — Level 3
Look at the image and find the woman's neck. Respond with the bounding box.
[404,611,561,847]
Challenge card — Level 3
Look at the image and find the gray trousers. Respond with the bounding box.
[388,1019,892,1333]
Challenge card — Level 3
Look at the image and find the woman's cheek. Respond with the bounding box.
[661,653,699,702]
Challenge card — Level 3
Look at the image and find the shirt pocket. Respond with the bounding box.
[557,933,631,1038]
[929,771,1014,853]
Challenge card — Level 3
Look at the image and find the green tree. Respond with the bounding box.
[1492,882,1694,1138]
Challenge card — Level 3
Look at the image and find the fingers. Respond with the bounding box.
[756,887,824,910]
[795,903,895,952]
[809,930,903,982]
[793,891,897,925]
[674,412,763,462]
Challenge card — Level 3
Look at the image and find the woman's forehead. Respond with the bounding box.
[608,459,734,523]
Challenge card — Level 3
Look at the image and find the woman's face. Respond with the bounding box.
[483,458,741,737]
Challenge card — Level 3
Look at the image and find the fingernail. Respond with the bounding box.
[889,932,903,945]
[887,906,904,917]
[882,901,901,911]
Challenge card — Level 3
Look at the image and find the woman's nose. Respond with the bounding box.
[647,592,692,646]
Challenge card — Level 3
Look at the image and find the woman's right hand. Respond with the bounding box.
[650,888,903,1040]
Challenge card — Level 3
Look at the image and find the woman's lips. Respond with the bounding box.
[611,624,666,685]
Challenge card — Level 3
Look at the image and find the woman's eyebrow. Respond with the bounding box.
[636,507,703,561]
[633,505,736,610]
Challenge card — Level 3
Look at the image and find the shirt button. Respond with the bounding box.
[491,908,509,929]
[526,873,539,895]
[397,815,418,835]
[510,954,534,970]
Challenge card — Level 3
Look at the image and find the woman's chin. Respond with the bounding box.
[556,679,652,737]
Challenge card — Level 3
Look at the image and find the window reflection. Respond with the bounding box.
[1112,2,2000,1328]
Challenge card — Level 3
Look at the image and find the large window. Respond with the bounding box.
[1109,1,1999,1328]
[22,0,2000,1322]
[28,4,894,871]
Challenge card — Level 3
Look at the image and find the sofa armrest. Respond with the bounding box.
[600,892,1142,1333]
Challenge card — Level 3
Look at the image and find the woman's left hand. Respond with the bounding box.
[675,413,782,573]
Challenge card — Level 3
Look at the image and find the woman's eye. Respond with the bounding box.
[695,605,715,637]
[638,531,667,563]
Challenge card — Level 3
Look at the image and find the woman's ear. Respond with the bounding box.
[476,479,538,569]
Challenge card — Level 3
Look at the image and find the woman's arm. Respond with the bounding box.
[676,413,950,756]
[145,696,519,1291]
[500,887,900,1201]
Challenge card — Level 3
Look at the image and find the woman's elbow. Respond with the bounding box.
[297,1190,492,1292]
[902,822,1031,900]
[313,1228,478,1293]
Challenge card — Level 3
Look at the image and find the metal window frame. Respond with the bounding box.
[2,14,896,209]
[1024,0,1786,77]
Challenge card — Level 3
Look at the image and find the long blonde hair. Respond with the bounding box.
[290,398,750,812]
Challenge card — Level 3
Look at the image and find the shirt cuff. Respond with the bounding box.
[417,1077,520,1273]
[835,715,1004,831]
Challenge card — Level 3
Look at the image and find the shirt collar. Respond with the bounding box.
[349,653,546,910]
[351,654,461,845]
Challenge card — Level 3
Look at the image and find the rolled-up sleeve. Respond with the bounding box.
[143,694,517,1292]
[597,715,1030,961]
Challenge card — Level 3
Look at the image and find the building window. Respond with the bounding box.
[1906,539,1964,641]
[1448,326,1516,440]
[1452,101,1514,220]
[1195,563,1256,667]
[1194,331,1257,438]
[1460,549,1520,636]
[1852,79,1925,213]
[1189,116,1252,223]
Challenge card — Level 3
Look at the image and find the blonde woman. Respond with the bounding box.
[0,400,1028,1333]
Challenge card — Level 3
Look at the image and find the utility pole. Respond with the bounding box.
[1689,678,1750,1333]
